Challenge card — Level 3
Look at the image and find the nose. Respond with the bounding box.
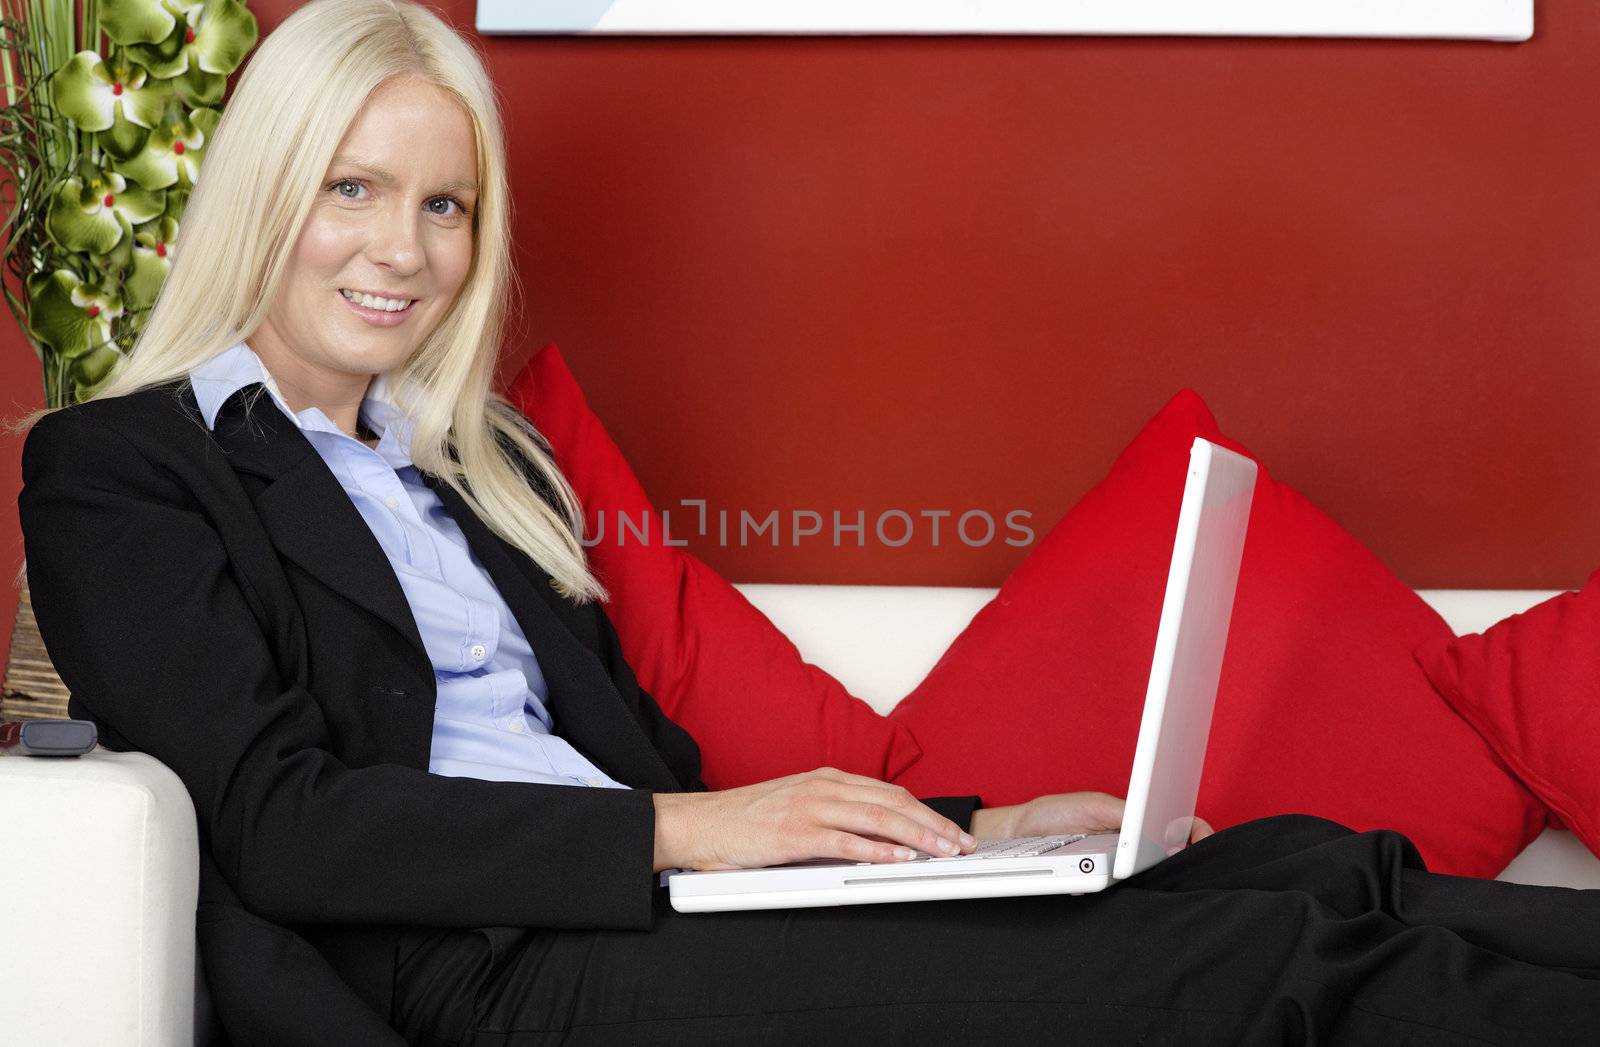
[366,203,425,276]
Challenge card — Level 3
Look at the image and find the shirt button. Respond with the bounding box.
[509,721,526,734]
[469,643,487,661]
[384,496,399,510]
[584,776,604,787]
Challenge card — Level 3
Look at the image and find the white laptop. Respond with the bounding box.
[667,437,1258,913]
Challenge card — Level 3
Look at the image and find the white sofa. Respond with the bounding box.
[3,585,1597,1045]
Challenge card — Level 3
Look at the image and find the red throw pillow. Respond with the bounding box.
[888,390,1545,878]
[506,344,924,789]
[1414,573,1599,857]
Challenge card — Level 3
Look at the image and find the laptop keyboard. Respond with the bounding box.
[905,833,1088,862]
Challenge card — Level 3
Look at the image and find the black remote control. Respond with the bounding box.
[0,718,98,756]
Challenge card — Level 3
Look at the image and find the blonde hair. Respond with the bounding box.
[11,0,607,603]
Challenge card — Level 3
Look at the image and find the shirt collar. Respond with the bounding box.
[189,340,418,469]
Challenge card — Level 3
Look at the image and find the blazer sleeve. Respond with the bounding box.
[19,408,665,932]
[921,795,983,834]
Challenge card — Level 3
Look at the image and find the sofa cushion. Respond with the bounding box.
[1414,571,1600,858]
[886,390,1545,878]
[506,344,924,789]
[507,350,1543,877]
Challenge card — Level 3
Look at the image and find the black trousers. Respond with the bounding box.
[388,815,1600,1045]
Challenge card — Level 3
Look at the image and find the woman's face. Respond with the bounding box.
[249,74,479,407]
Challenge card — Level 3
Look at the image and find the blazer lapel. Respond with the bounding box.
[201,382,431,673]
[195,380,679,791]
[422,473,683,792]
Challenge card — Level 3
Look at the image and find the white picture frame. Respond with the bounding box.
[475,1,1533,42]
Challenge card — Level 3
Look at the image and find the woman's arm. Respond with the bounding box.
[649,768,979,872]
[971,793,1213,843]
[970,805,1018,840]
[19,408,664,932]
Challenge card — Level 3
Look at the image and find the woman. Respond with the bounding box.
[15,2,1600,1044]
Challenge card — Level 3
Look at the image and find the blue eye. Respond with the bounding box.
[429,196,469,217]
[330,178,469,218]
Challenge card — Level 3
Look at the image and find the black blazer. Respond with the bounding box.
[17,378,980,1046]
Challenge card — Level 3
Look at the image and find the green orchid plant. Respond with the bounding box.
[0,0,257,408]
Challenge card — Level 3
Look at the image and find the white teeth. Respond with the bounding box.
[340,289,413,312]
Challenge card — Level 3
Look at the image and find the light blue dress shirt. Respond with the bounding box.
[189,340,629,790]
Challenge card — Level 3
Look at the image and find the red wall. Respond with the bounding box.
[5,0,1597,661]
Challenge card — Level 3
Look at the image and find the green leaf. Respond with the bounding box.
[194,0,258,75]
[114,128,180,189]
[125,237,173,311]
[114,183,167,225]
[176,107,217,185]
[106,210,137,269]
[72,342,125,387]
[73,347,130,401]
[98,110,153,160]
[124,240,172,313]
[25,270,98,357]
[45,178,124,254]
[114,107,215,189]
[170,0,210,21]
[101,0,180,47]
[118,75,169,129]
[174,62,225,106]
[189,105,221,138]
[136,213,181,248]
[127,1,256,87]
[53,52,117,131]
[84,283,124,319]
[126,25,190,79]
[64,282,123,360]
[161,185,191,222]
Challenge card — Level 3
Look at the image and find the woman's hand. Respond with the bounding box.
[972,792,1214,844]
[652,767,977,872]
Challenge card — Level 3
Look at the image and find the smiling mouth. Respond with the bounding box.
[339,288,417,312]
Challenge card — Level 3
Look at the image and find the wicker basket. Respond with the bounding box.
[2,571,72,721]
